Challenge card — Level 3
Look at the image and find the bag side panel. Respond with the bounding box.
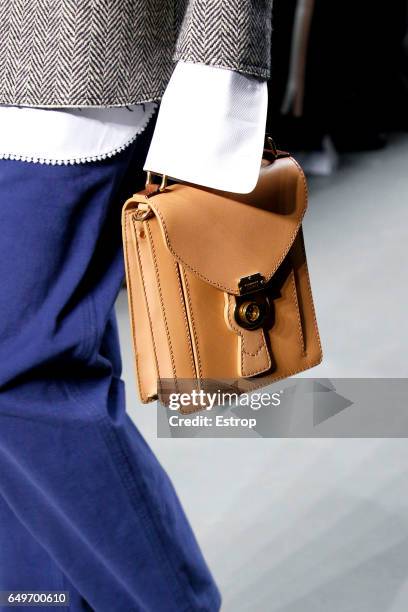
[258,230,322,382]
[123,210,158,403]
[144,218,197,382]
[289,228,323,368]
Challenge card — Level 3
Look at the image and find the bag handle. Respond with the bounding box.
[264,134,290,160]
[145,171,168,192]
[145,135,289,192]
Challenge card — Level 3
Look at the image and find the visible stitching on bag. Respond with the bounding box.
[180,268,202,379]
[289,268,306,355]
[230,356,324,397]
[240,337,271,376]
[299,229,323,359]
[235,230,324,386]
[226,294,271,377]
[242,344,267,357]
[174,260,197,378]
[123,215,149,403]
[145,222,178,385]
[131,216,162,389]
[151,157,308,294]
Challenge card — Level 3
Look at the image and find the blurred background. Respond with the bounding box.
[267,0,408,174]
[117,2,408,610]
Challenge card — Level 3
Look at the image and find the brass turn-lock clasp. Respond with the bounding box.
[235,274,270,330]
[234,295,270,330]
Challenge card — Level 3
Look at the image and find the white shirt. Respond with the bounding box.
[0,61,268,193]
[144,61,268,193]
[0,103,158,165]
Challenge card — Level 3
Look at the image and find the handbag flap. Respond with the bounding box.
[147,156,307,296]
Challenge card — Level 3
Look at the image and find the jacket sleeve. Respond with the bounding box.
[173,0,273,80]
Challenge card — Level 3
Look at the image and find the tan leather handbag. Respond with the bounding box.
[122,140,322,410]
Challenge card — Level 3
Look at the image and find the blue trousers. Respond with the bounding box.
[0,123,221,612]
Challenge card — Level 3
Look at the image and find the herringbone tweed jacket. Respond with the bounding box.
[0,0,273,108]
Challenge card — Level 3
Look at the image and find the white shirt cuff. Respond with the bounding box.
[143,60,268,194]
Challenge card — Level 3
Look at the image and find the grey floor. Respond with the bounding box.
[116,134,408,611]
